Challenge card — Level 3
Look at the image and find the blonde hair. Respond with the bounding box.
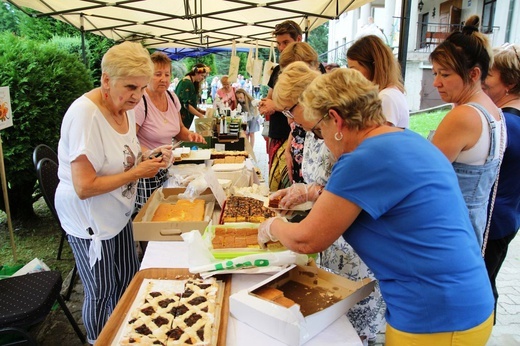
[430,15,493,84]
[301,68,386,131]
[346,35,404,92]
[491,44,520,95]
[273,61,320,110]
[235,88,255,114]
[279,42,319,70]
[220,75,230,85]
[101,42,153,82]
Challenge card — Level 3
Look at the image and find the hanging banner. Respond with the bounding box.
[0,87,13,130]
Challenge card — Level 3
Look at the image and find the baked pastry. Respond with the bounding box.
[120,278,221,346]
[211,226,284,250]
[221,196,275,223]
[152,199,205,222]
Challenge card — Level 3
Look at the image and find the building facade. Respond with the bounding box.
[327,0,520,111]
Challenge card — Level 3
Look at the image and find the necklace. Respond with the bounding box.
[160,110,169,124]
[111,113,125,126]
[100,88,126,126]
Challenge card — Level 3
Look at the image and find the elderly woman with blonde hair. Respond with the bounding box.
[272,61,386,343]
[259,67,494,346]
[277,42,321,185]
[215,75,237,110]
[55,42,167,345]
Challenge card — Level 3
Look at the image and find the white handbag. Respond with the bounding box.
[228,41,240,83]
[251,41,264,86]
[262,42,277,86]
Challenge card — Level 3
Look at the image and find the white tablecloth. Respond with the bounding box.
[140,241,363,346]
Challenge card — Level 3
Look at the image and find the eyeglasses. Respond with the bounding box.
[310,113,329,139]
[281,103,297,119]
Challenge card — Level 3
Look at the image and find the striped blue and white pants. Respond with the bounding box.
[67,220,140,344]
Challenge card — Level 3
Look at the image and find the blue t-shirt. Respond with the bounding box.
[326,129,493,333]
[489,108,520,239]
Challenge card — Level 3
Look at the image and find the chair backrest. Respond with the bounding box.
[36,158,60,220]
[33,144,58,171]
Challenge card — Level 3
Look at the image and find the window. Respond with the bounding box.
[481,0,496,33]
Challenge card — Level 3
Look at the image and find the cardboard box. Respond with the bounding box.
[133,187,215,241]
[229,263,375,346]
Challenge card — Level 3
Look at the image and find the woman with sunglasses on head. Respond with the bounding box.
[429,15,505,249]
[347,35,409,128]
[482,43,520,324]
[175,63,209,129]
[278,42,321,185]
[272,61,386,345]
[258,67,494,346]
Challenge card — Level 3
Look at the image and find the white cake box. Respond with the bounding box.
[229,263,374,346]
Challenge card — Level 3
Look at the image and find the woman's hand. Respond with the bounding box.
[188,132,207,144]
[145,144,173,168]
[257,217,283,248]
[134,158,166,179]
[258,98,276,117]
[278,183,322,209]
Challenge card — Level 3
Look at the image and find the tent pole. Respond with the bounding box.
[397,0,412,80]
[80,14,87,67]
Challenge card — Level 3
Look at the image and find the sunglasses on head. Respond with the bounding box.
[274,21,301,34]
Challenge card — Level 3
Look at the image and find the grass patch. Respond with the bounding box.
[0,198,75,281]
[409,109,448,138]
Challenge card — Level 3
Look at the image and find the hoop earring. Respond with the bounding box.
[334,132,343,141]
[505,89,509,96]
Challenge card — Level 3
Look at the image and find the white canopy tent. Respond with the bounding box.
[7,0,374,49]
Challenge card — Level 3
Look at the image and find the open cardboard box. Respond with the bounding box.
[229,263,375,346]
[133,187,215,241]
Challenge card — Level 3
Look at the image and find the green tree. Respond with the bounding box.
[0,2,19,34]
[307,22,329,61]
[0,33,93,219]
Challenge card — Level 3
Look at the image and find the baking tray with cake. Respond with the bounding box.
[203,223,286,259]
[97,268,231,346]
[133,188,216,241]
[218,195,277,225]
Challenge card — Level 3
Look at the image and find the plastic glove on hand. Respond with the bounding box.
[257,217,282,249]
[279,183,322,209]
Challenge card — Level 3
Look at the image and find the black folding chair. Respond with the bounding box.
[32,145,65,260]
[0,271,85,345]
[36,158,77,301]
[32,144,58,171]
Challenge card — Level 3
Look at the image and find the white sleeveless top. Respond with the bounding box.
[455,104,503,165]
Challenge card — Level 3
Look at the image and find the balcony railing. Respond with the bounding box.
[416,21,500,52]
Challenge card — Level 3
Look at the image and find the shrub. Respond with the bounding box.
[0,32,93,219]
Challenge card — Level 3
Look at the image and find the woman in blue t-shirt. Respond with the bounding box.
[258,68,494,346]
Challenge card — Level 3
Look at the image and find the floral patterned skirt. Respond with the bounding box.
[319,236,386,339]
